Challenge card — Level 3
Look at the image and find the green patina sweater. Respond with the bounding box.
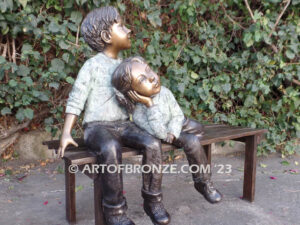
[132,86,185,139]
[66,53,128,124]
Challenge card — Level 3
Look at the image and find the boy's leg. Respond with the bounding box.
[121,123,170,225]
[84,124,134,225]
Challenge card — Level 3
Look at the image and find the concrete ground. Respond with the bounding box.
[0,153,300,225]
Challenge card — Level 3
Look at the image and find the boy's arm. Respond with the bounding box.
[58,61,93,158]
[166,89,185,139]
[65,60,93,115]
[57,114,78,158]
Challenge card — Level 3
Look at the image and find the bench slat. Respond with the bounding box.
[201,128,267,145]
[44,125,267,150]
[202,125,246,134]
[64,152,97,165]
[62,144,176,156]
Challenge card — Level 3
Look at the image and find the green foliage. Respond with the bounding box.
[0,0,299,155]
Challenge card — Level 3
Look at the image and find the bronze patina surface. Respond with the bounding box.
[112,57,223,204]
[57,6,170,225]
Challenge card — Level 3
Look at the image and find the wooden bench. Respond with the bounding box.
[43,124,267,225]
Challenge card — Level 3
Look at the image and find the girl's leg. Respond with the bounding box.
[173,130,222,204]
[121,123,170,225]
[173,132,210,182]
[181,117,205,137]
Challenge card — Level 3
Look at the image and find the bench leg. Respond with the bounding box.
[243,135,258,202]
[65,159,76,223]
[203,144,212,165]
[94,175,105,225]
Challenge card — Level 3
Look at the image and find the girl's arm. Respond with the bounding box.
[146,104,169,139]
[166,89,185,139]
[133,103,168,140]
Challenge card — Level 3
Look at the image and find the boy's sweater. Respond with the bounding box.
[66,53,128,125]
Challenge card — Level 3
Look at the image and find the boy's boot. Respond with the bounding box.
[194,177,222,204]
[142,189,170,225]
[103,198,135,225]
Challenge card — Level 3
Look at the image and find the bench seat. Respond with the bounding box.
[43,124,267,225]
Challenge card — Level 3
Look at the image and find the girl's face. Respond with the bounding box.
[130,62,161,97]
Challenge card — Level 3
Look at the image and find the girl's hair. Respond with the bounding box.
[81,6,120,52]
[112,56,146,113]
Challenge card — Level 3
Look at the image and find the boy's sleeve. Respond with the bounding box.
[65,61,93,116]
[166,89,185,139]
[133,104,168,140]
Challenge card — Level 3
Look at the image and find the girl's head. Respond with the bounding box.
[112,56,161,112]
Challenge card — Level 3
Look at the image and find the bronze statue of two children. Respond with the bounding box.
[57,6,222,225]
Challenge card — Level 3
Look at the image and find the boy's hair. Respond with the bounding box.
[81,6,120,52]
[112,56,146,113]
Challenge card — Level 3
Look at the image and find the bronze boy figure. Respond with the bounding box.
[58,7,170,225]
[112,57,223,204]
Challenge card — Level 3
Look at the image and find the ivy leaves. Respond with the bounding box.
[1,107,11,115]
[0,0,91,126]
[134,0,299,155]
[0,0,13,13]
[50,59,65,73]
[0,0,298,154]
[147,10,162,28]
[16,108,34,121]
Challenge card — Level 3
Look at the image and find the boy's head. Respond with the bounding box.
[81,6,131,52]
[112,57,161,98]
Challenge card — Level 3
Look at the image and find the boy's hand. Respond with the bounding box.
[164,133,175,144]
[128,90,153,107]
[57,133,78,158]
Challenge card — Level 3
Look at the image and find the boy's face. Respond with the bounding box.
[130,62,161,97]
[110,19,131,50]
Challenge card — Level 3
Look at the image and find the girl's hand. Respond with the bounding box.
[128,90,153,107]
[164,133,175,144]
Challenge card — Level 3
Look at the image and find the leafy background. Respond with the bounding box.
[0,0,299,156]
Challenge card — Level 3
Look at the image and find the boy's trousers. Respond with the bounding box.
[83,120,163,207]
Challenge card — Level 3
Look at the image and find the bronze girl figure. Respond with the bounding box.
[112,56,223,204]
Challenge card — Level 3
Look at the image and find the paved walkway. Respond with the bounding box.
[0,153,299,225]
